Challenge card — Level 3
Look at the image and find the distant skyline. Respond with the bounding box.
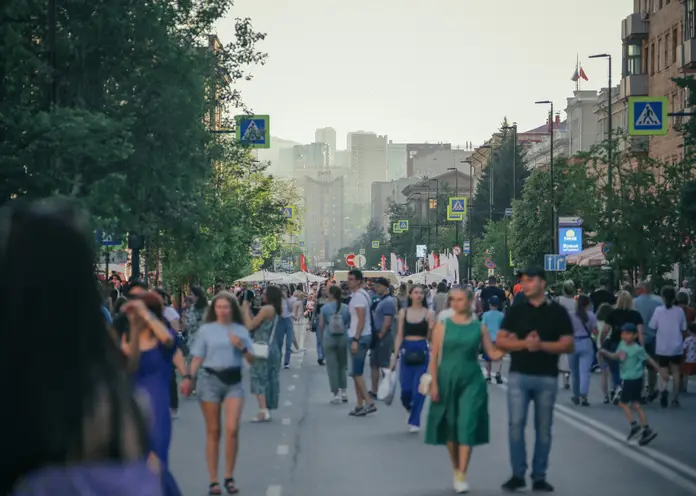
[218,0,631,147]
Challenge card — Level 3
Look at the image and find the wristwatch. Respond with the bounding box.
[351,337,359,343]
[183,374,192,380]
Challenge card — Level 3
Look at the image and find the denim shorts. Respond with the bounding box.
[197,369,245,403]
[349,335,372,377]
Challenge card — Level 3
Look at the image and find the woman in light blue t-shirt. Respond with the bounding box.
[319,285,351,403]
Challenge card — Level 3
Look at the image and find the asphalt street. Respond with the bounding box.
[170,330,696,496]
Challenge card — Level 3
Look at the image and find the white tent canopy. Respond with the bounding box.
[403,265,450,285]
[235,270,285,283]
[289,271,327,283]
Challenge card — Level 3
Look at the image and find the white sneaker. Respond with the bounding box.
[453,471,469,493]
[408,425,420,434]
[251,409,271,422]
[340,390,348,403]
[330,394,341,404]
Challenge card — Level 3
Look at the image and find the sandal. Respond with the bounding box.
[209,482,222,495]
[224,478,240,494]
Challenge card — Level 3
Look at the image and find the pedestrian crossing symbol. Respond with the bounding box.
[628,97,668,136]
[398,220,409,231]
[447,197,466,221]
[236,114,270,148]
[393,223,402,234]
[371,241,380,249]
[282,206,295,220]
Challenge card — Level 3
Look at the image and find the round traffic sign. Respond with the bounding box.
[601,243,611,256]
[453,246,461,256]
[345,254,356,267]
[485,261,496,269]
[354,254,367,268]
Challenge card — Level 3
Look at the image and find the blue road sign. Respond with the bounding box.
[544,254,567,272]
[236,114,270,148]
[398,220,409,230]
[628,97,668,136]
[558,227,583,255]
[96,231,122,247]
[504,208,513,217]
[282,206,295,220]
[463,241,471,254]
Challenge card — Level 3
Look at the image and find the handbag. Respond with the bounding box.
[252,316,278,359]
[403,349,428,366]
[417,321,448,396]
[204,367,242,385]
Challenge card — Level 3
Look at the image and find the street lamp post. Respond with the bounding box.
[535,100,556,255]
[589,53,613,288]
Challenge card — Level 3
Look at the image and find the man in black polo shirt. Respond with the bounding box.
[480,276,507,312]
[496,266,574,493]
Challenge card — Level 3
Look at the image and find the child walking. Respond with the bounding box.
[682,323,696,391]
[600,323,667,445]
[481,296,504,384]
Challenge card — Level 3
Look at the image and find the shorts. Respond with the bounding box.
[370,332,394,368]
[644,341,656,357]
[656,354,683,367]
[349,335,372,377]
[197,370,245,403]
[482,341,495,362]
[620,378,644,404]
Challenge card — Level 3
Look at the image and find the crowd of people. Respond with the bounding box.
[3,199,695,495]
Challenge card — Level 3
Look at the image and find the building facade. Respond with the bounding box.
[410,148,474,178]
[370,177,420,232]
[566,90,601,155]
[315,127,337,165]
[406,143,451,177]
[346,131,388,208]
[387,142,407,180]
[298,174,344,265]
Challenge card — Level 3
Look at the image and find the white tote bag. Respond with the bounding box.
[252,317,278,359]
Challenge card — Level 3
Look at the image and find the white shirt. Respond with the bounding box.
[163,306,180,324]
[649,305,686,356]
[281,298,292,318]
[348,289,372,338]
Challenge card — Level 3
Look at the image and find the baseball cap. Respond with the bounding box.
[519,266,546,281]
[374,277,390,288]
[621,322,638,333]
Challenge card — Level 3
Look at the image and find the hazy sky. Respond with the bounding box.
[218,0,632,148]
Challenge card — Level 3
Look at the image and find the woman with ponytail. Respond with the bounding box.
[649,286,687,407]
[567,294,598,406]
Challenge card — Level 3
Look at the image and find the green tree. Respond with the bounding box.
[509,156,598,269]
[471,220,512,282]
[335,219,389,270]
[469,119,530,238]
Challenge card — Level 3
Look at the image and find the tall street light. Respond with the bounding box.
[589,53,614,289]
[535,100,556,255]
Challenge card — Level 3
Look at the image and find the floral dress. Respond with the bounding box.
[249,317,281,409]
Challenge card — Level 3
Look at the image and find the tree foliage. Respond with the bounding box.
[335,219,389,270]
[0,0,295,286]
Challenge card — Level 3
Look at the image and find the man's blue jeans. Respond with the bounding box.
[507,372,558,482]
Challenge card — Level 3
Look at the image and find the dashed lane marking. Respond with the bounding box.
[282,418,291,425]
[266,485,282,496]
[276,444,289,455]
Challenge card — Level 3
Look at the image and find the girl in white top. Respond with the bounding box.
[649,286,687,407]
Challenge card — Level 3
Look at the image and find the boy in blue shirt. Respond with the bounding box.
[482,296,505,384]
[601,323,666,445]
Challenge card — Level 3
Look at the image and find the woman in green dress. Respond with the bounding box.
[425,286,504,493]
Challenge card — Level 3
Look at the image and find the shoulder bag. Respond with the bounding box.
[252,316,278,359]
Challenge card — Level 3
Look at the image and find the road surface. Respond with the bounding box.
[170,331,696,496]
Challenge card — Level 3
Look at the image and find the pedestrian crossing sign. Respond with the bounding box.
[398,220,409,231]
[628,97,668,136]
[282,206,295,220]
[236,114,270,148]
[447,197,466,221]
[392,223,403,234]
[371,240,380,249]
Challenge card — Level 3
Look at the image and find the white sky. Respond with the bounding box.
[218,0,632,147]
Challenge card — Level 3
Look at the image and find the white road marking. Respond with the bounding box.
[486,368,696,491]
[292,374,299,379]
[288,384,296,391]
[276,444,289,455]
[283,400,292,406]
[282,418,291,425]
[266,485,282,496]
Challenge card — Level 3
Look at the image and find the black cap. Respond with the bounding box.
[374,277,390,287]
[621,323,638,333]
[519,266,546,281]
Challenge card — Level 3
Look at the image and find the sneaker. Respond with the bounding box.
[251,409,271,423]
[570,396,580,406]
[453,470,469,493]
[317,358,325,366]
[340,390,348,403]
[627,424,641,441]
[368,391,377,400]
[603,395,610,404]
[408,425,420,434]
[671,398,681,408]
[647,390,659,403]
[660,390,669,408]
[330,394,341,404]
[283,364,290,370]
[638,427,657,446]
[532,479,554,492]
[495,373,503,384]
[612,387,622,405]
[486,376,492,383]
[502,476,526,492]
[580,397,590,407]
[348,407,362,417]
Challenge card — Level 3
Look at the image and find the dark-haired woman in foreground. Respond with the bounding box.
[0,200,168,495]
[181,292,255,495]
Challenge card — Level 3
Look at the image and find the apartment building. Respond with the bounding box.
[298,174,345,265]
[621,0,686,162]
[346,131,388,207]
[315,127,337,165]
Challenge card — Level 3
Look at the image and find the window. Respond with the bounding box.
[673,27,679,62]
[658,38,662,71]
[665,33,670,68]
[627,43,642,75]
[651,42,656,74]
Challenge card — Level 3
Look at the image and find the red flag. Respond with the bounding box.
[300,254,307,272]
[579,66,588,81]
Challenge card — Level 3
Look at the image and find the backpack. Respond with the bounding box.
[328,307,345,335]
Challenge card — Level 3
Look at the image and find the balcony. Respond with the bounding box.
[619,74,648,99]
[677,39,696,71]
[621,13,649,42]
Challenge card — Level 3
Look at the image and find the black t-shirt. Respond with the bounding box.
[500,300,573,376]
[605,308,643,346]
[590,289,615,312]
[480,285,507,312]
